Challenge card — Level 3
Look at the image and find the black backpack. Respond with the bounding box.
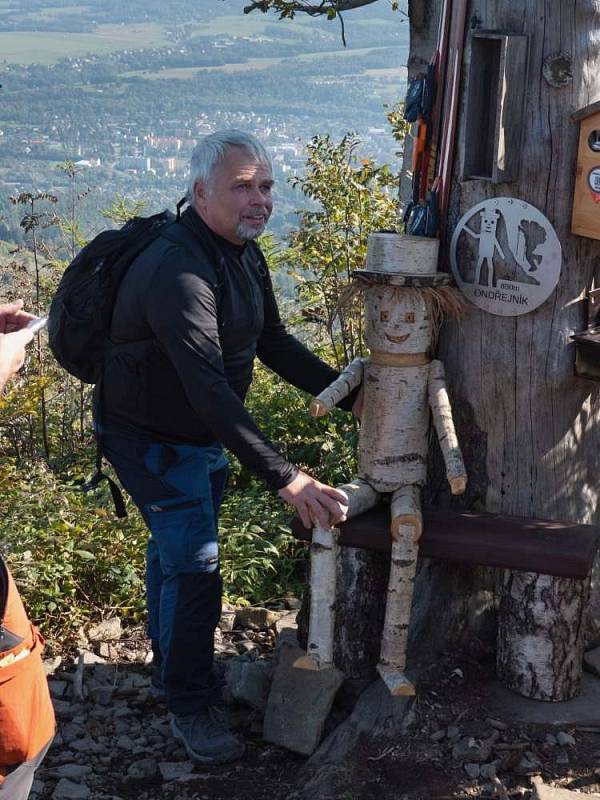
[48,208,179,384]
[47,200,218,516]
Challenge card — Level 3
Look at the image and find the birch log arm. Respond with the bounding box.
[428,360,467,492]
[309,357,365,416]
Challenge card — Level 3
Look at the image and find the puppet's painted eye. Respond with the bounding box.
[405,312,415,323]
[380,310,389,321]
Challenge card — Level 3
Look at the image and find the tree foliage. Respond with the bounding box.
[243,0,387,18]
[283,132,400,369]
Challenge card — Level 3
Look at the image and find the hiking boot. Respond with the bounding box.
[170,707,245,765]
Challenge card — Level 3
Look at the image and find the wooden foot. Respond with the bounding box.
[293,653,334,671]
[376,664,416,696]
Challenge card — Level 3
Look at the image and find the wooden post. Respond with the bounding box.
[433,0,600,699]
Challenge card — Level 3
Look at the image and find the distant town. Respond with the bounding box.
[0,1,409,244]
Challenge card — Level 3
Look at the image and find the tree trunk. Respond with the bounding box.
[438,0,600,698]
[496,570,591,701]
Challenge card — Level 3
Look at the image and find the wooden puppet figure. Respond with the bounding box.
[295,233,467,696]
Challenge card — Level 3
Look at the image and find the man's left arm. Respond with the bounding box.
[256,269,357,411]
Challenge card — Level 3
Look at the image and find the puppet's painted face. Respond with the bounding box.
[364,286,432,354]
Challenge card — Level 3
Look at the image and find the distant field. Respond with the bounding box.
[122,46,395,81]
[192,14,283,36]
[0,23,169,64]
[123,58,280,80]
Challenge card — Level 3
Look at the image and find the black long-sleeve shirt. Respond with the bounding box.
[101,207,350,490]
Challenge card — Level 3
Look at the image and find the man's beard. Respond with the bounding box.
[236,215,269,241]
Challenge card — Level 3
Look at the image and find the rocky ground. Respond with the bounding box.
[32,608,600,800]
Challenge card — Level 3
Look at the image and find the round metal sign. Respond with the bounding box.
[588,167,600,194]
[450,198,562,316]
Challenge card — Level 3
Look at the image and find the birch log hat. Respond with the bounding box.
[352,232,452,287]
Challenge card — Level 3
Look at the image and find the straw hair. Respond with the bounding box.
[336,281,465,343]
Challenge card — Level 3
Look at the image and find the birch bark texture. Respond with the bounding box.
[300,234,467,695]
[436,0,600,700]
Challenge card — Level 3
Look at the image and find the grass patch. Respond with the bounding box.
[0,23,169,64]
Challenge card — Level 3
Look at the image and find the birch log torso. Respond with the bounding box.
[359,362,430,492]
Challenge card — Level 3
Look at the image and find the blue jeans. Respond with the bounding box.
[99,427,228,715]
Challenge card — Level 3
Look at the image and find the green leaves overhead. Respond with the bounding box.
[283,132,400,369]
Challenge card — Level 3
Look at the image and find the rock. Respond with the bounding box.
[480,761,500,779]
[430,729,446,742]
[69,736,102,754]
[79,650,106,666]
[556,751,569,765]
[98,643,119,660]
[556,731,575,747]
[30,779,45,796]
[486,717,508,731]
[446,725,461,740]
[219,609,236,632]
[50,764,93,779]
[274,611,298,636]
[516,755,541,774]
[43,656,62,676]
[531,775,600,799]
[545,733,558,746]
[452,736,492,763]
[226,658,271,710]
[88,686,114,705]
[284,595,302,610]
[88,617,122,642]
[61,722,86,745]
[48,680,69,699]
[263,638,344,755]
[235,607,281,629]
[127,758,158,781]
[52,699,75,719]
[236,641,260,657]
[51,731,64,748]
[158,761,194,781]
[464,762,480,779]
[584,646,600,677]
[52,778,91,800]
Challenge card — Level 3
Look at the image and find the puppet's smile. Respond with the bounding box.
[385,333,410,344]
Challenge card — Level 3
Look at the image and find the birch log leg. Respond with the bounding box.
[378,485,421,695]
[497,570,591,701]
[294,524,339,671]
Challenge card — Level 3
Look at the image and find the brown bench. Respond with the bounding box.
[292,507,600,702]
[291,507,600,580]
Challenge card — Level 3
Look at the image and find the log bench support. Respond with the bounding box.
[292,508,600,702]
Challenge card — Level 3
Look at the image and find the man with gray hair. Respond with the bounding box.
[97,130,354,765]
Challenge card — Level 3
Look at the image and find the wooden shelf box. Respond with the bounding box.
[571,101,600,241]
[463,31,529,183]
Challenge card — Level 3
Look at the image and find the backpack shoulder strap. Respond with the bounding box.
[159,221,223,291]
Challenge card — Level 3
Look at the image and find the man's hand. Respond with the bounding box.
[278,470,348,529]
[0,328,34,394]
[0,299,36,333]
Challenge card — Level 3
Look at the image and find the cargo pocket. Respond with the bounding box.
[144,497,219,575]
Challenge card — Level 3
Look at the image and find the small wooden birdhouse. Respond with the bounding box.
[571,101,600,240]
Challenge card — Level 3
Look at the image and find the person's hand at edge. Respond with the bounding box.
[0,299,36,334]
[0,328,35,394]
[278,469,348,529]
